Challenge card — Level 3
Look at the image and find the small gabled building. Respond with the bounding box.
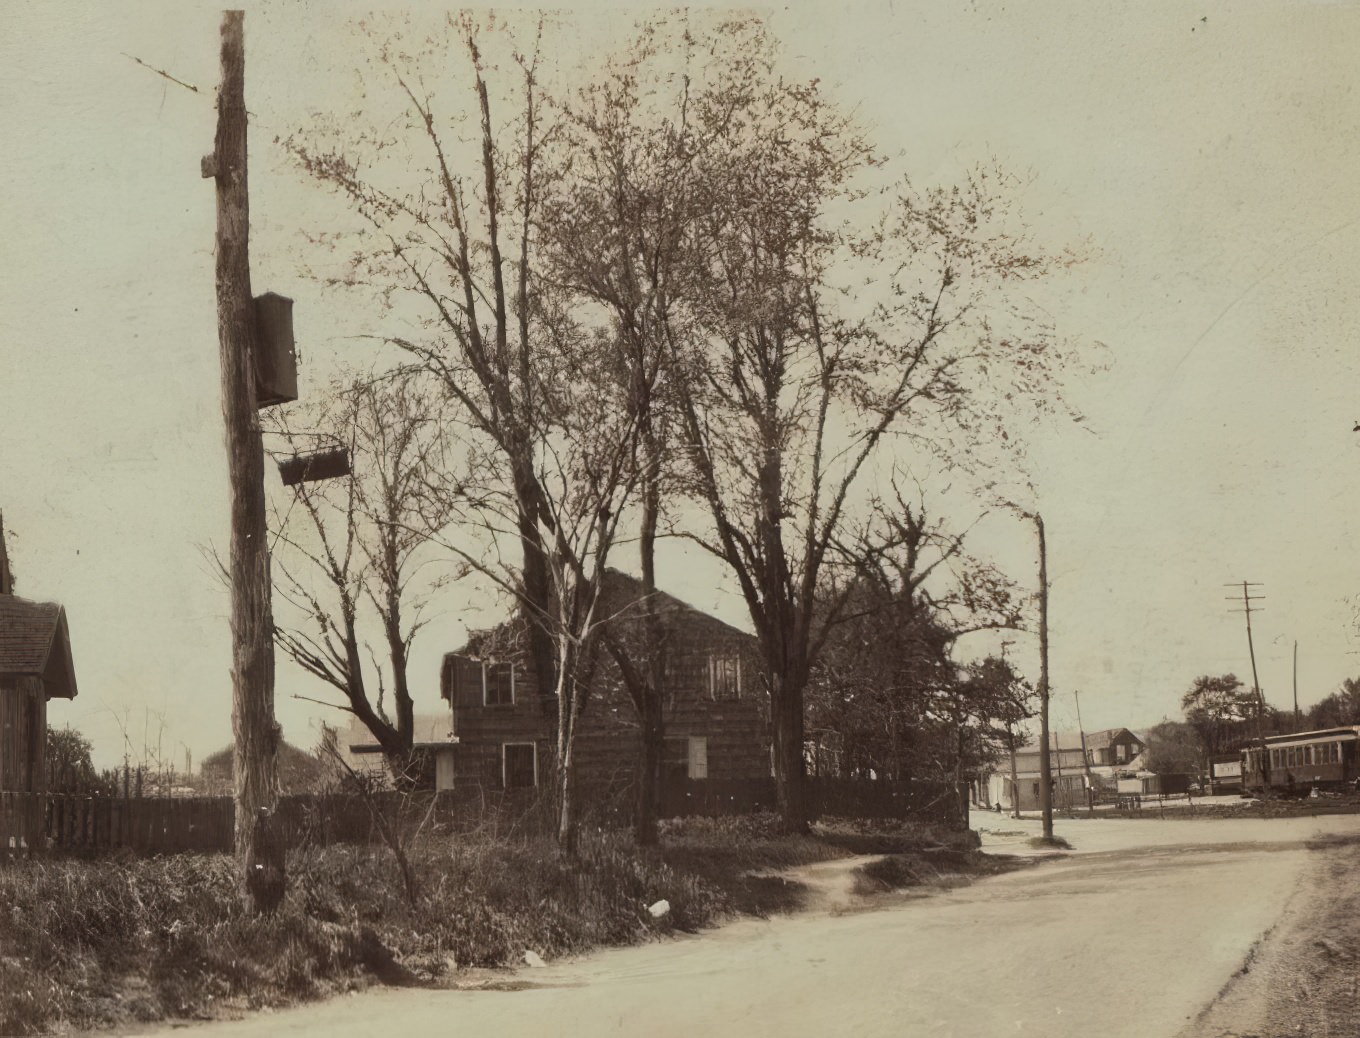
[1082,728,1146,773]
[439,571,768,795]
[341,713,460,791]
[0,515,79,826]
[0,596,78,794]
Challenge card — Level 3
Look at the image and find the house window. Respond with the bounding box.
[483,661,515,706]
[502,743,537,789]
[709,656,741,700]
[664,736,708,780]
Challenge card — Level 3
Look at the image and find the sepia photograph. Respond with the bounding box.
[3,3,1360,1035]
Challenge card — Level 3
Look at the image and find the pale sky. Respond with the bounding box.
[4,2,1360,768]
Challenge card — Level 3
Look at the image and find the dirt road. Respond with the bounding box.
[132,814,1360,1038]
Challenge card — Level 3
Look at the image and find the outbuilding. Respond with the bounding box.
[0,521,79,849]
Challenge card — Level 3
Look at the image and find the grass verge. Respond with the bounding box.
[852,846,1031,897]
[0,813,967,1035]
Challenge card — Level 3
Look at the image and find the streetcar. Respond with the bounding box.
[1240,726,1360,795]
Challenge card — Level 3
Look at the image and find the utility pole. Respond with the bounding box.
[1052,727,1067,815]
[1293,640,1300,726]
[204,10,283,911]
[1075,689,1094,813]
[1226,581,1270,794]
[1035,514,1053,841]
[1001,639,1020,818]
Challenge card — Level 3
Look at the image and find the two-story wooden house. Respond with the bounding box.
[438,571,769,795]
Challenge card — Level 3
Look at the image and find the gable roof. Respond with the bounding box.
[346,713,455,753]
[441,569,755,701]
[1083,727,1143,750]
[1045,727,1143,752]
[0,595,78,699]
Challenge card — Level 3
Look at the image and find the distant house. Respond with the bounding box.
[986,727,1147,812]
[1082,728,1146,773]
[198,738,328,795]
[341,713,459,791]
[0,517,78,849]
[438,571,768,796]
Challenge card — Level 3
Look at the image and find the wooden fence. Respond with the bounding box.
[16,788,547,857]
[45,794,235,855]
[2,776,966,859]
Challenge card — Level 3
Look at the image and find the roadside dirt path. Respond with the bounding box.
[1180,830,1360,1038]
[122,815,1360,1038]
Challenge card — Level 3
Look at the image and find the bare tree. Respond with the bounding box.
[268,369,455,782]
[285,17,657,848]
[283,13,1085,839]
[537,23,707,844]
[284,14,565,735]
[648,25,1076,830]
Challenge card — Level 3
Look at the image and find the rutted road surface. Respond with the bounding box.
[135,813,1360,1038]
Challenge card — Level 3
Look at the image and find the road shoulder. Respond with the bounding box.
[1181,832,1360,1038]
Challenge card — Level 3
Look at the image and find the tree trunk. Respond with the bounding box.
[385,591,415,748]
[1035,513,1053,841]
[634,435,666,846]
[1007,726,1020,820]
[516,481,559,722]
[211,10,282,910]
[770,676,809,833]
[637,694,664,844]
[554,635,582,854]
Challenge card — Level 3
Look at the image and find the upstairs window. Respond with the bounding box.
[709,656,741,700]
[483,661,515,706]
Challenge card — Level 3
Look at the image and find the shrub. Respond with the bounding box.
[0,815,970,1034]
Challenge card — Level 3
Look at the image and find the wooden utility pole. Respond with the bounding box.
[1293,640,1300,726]
[205,10,282,911]
[1035,513,1053,840]
[1227,581,1270,793]
[1075,689,1094,813]
[1000,639,1020,818]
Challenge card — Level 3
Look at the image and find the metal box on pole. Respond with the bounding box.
[252,292,298,408]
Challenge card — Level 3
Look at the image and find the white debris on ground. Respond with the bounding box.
[523,950,546,968]
[648,900,671,919]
